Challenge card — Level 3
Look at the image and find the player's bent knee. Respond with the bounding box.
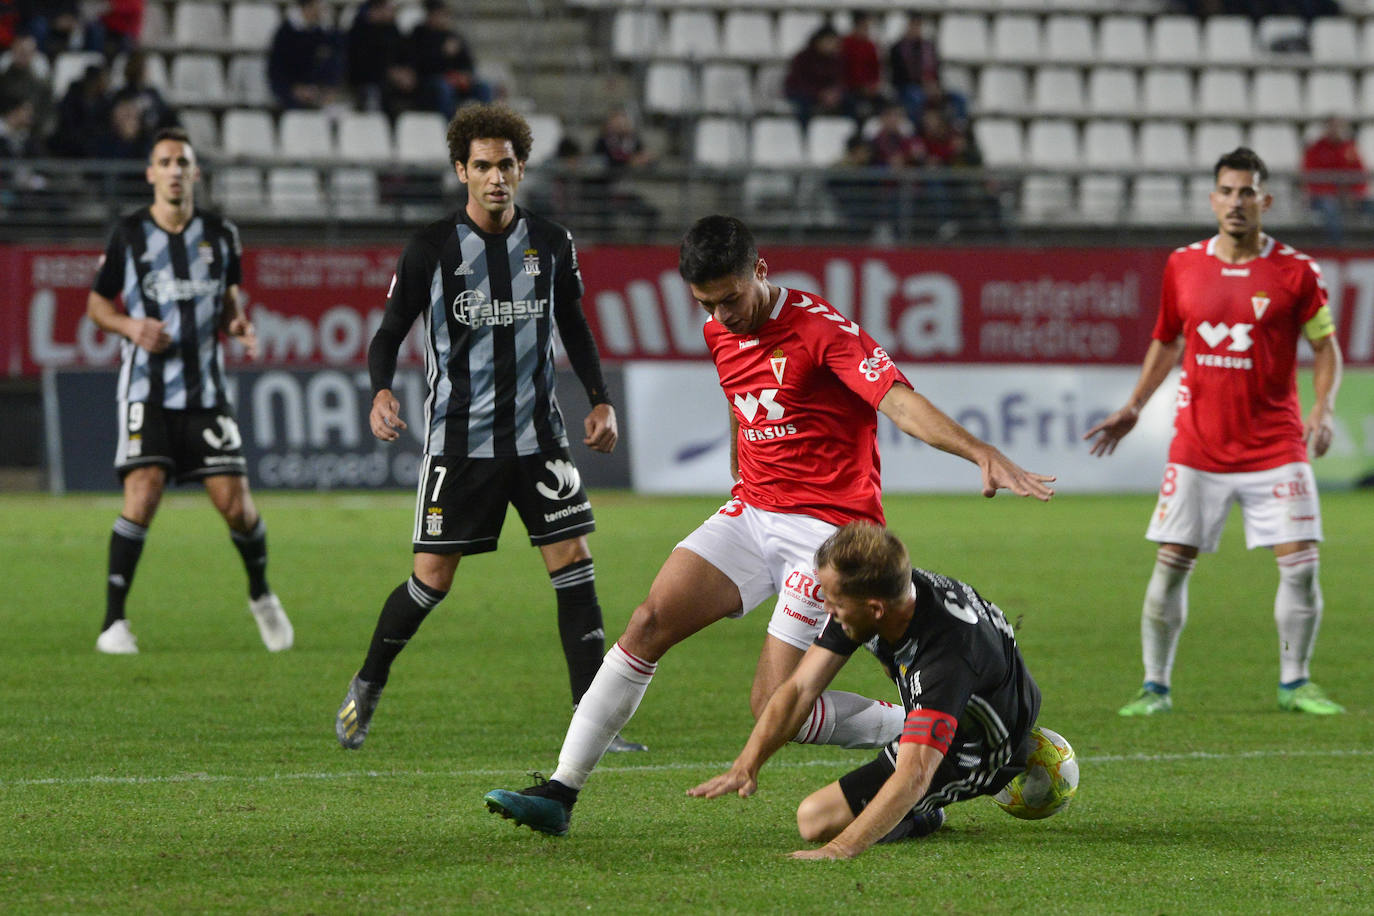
[795,785,850,843]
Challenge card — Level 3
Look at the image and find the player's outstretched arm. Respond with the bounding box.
[1084,337,1183,457]
[688,645,847,799]
[790,741,941,861]
[583,403,618,453]
[1305,333,1342,458]
[878,385,1055,501]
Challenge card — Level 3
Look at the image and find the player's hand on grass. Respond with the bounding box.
[981,452,1056,501]
[370,389,406,441]
[789,844,853,860]
[1083,405,1140,457]
[687,768,756,799]
[1305,407,1335,458]
[584,403,618,453]
[129,317,172,353]
[226,315,259,359]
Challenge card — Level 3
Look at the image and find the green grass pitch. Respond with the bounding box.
[2,489,1372,913]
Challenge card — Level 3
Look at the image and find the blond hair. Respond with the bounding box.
[814,522,911,603]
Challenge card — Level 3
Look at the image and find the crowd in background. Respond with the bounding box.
[0,0,495,162]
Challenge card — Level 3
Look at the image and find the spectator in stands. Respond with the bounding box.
[840,11,884,122]
[0,91,36,156]
[410,0,493,119]
[783,24,845,127]
[590,107,659,235]
[110,49,175,137]
[888,14,967,128]
[1180,1,1339,19]
[1302,116,1372,245]
[267,0,346,110]
[28,0,99,59]
[346,0,416,116]
[827,130,885,234]
[100,0,144,58]
[868,102,922,168]
[49,61,108,157]
[0,34,51,140]
[91,93,150,161]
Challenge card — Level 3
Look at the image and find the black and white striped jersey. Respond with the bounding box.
[816,568,1042,799]
[92,206,242,409]
[369,206,610,458]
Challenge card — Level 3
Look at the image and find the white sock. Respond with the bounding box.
[1141,550,1195,688]
[792,690,905,748]
[552,643,656,789]
[1275,548,1322,685]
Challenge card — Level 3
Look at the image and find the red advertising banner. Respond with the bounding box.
[5,243,1374,376]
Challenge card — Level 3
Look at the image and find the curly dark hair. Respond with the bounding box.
[445,104,533,166]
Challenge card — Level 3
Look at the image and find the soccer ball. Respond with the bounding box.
[992,726,1078,820]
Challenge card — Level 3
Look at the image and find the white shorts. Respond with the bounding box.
[675,498,838,651]
[1145,461,1323,553]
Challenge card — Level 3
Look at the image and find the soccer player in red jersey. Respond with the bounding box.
[1085,148,1345,717]
[485,215,1055,836]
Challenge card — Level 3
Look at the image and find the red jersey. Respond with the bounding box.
[705,287,910,527]
[1154,235,1328,473]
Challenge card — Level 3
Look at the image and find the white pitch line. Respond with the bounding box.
[5,747,1373,789]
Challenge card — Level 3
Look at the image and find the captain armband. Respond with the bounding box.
[1303,305,1335,342]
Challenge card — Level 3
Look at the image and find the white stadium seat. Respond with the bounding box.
[226,55,272,106]
[936,14,989,64]
[1098,15,1148,62]
[1082,120,1136,170]
[1309,18,1359,65]
[216,166,265,213]
[701,64,754,115]
[1025,119,1079,169]
[749,116,805,167]
[338,111,393,162]
[1247,122,1302,172]
[1304,70,1358,118]
[525,114,563,166]
[1132,175,1187,224]
[1139,121,1193,170]
[611,10,662,60]
[1087,67,1139,115]
[1201,16,1255,65]
[991,14,1042,62]
[1252,71,1303,118]
[723,12,777,61]
[228,2,281,51]
[172,1,228,48]
[1150,15,1202,65]
[972,118,1023,168]
[1031,67,1085,115]
[665,10,720,60]
[394,111,447,164]
[1043,15,1094,62]
[1142,68,1194,116]
[977,66,1029,116]
[776,11,825,57]
[51,51,103,98]
[693,117,749,167]
[279,110,333,159]
[221,108,276,158]
[644,61,697,115]
[168,53,226,106]
[268,167,326,217]
[805,116,855,166]
[1197,70,1250,117]
[1193,122,1245,169]
[1079,174,1126,220]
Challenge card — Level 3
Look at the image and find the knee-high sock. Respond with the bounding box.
[1275,548,1322,684]
[792,691,905,748]
[358,575,447,686]
[552,643,656,790]
[1142,550,1195,688]
[229,517,270,600]
[551,559,605,706]
[104,516,148,629]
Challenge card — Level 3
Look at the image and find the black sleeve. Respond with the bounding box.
[223,219,243,287]
[368,237,436,396]
[814,615,862,657]
[92,224,127,300]
[551,233,612,408]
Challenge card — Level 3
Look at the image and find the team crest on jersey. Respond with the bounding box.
[425,507,443,536]
[196,241,214,264]
[769,349,787,385]
[1251,292,1270,320]
[1156,501,1169,522]
[522,249,541,276]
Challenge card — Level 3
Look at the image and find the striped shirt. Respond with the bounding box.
[92,206,242,409]
[369,207,609,458]
[816,568,1041,796]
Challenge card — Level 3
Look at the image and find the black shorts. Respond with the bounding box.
[115,401,247,484]
[411,449,595,555]
[837,730,1033,817]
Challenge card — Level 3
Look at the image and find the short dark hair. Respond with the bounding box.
[815,523,912,604]
[678,215,758,285]
[445,103,533,166]
[1214,147,1267,184]
[149,126,192,155]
